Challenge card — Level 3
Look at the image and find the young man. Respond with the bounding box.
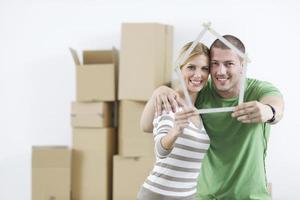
[140,35,284,199]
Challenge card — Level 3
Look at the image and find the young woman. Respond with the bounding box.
[136,42,210,200]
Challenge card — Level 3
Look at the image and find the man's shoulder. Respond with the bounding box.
[246,78,274,89]
[245,78,281,99]
[246,77,261,84]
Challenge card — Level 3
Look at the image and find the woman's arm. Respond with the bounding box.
[154,107,197,158]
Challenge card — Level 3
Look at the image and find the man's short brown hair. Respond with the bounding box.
[210,35,245,55]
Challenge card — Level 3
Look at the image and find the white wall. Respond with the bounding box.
[0,0,299,199]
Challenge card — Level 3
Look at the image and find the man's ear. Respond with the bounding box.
[240,60,245,74]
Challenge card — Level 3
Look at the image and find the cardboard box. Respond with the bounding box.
[118,100,154,156]
[71,102,114,128]
[118,23,173,101]
[113,155,155,200]
[70,48,118,102]
[32,146,71,200]
[72,128,116,200]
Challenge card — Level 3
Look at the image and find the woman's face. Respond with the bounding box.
[181,54,209,94]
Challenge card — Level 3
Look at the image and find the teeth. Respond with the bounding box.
[192,80,200,83]
[190,80,201,84]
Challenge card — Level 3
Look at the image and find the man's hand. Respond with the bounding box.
[151,86,181,115]
[232,101,273,123]
[141,86,183,133]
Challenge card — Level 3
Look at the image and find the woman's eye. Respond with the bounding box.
[187,65,195,70]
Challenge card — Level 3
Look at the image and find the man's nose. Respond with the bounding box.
[217,63,226,74]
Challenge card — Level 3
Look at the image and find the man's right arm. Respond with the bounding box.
[140,86,179,133]
[140,99,156,132]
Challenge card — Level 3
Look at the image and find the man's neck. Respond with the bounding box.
[212,80,242,99]
[216,90,239,99]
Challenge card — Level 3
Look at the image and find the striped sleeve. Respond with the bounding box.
[153,112,175,159]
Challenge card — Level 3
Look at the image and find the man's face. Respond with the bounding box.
[210,48,243,98]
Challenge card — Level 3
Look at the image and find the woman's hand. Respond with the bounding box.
[171,107,197,137]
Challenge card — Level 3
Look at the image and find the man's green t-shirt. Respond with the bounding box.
[195,78,282,200]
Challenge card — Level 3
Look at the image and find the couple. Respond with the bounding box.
[137,35,284,200]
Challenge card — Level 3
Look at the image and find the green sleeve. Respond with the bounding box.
[255,81,282,100]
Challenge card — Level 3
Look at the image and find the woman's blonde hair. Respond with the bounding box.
[177,42,210,69]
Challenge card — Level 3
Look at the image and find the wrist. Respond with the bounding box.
[169,127,181,138]
[161,129,179,150]
[265,104,276,123]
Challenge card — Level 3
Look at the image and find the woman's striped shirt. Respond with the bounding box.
[138,110,210,199]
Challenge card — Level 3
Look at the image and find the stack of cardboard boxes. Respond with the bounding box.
[31,22,173,200]
[113,23,173,200]
[70,48,118,200]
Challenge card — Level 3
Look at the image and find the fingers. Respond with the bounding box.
[152,89,179,115]
[177,98,187,109]
[174,108,197,120]
[168,93,179,113]
[236,112,261,123]
[173,107,198,133]
[154,95,162,116]
[232,107,255,118]
[154,93,174,115]
[232,101,255,116]
[232,101,266,123]
[177,97,197,113]
[162,94,172,113]
[152,86,197,116]
[174,117,190,132]
[177,121,190,130]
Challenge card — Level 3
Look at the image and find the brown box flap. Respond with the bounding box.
[83,50,114,64]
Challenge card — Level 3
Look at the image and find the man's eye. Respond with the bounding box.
[211,62,218,65]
